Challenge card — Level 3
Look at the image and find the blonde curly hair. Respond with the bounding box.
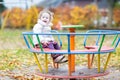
[38,9,54,22]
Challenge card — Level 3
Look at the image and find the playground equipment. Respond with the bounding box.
[22,30,120,79]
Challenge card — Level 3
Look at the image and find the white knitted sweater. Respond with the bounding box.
[33,19,54,44]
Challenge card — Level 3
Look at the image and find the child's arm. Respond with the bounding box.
[33,24,42,33]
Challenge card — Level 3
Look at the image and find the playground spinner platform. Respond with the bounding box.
[36,65,109,79]
[22,30,120,79]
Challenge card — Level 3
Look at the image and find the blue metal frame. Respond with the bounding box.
[83,30,120,49]
[22,30,120,55]
[83,30,112,46]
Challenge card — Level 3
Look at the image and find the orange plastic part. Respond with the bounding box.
[69,28,75,75]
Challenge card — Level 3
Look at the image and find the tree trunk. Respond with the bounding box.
[107,0,114,28]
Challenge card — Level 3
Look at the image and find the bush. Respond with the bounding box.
[1,5,98,29]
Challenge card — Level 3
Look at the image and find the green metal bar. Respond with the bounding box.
[36,34,43,51]
[98,34,105,72]
[112,34,118,46]
[28,35,34,47]
[98,35,106,51]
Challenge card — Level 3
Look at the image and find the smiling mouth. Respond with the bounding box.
[43,20,47,23]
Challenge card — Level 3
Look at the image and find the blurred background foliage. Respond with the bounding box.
[0,1,120,30]
[1,4,98,29]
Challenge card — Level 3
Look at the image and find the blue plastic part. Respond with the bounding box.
[67,34,70,54]
[115,37,120,49]
[23,35,30,49]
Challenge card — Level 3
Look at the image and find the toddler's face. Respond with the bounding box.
[40,12,50,24]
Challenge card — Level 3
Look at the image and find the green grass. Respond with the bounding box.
[0,29,120,71]
[0,29,34,70]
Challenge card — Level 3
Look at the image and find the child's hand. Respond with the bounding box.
[41,41,48,46]
[43,42,48,46]
[53,41,57,44]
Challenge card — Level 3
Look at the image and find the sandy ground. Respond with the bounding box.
[0,65,120,80]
